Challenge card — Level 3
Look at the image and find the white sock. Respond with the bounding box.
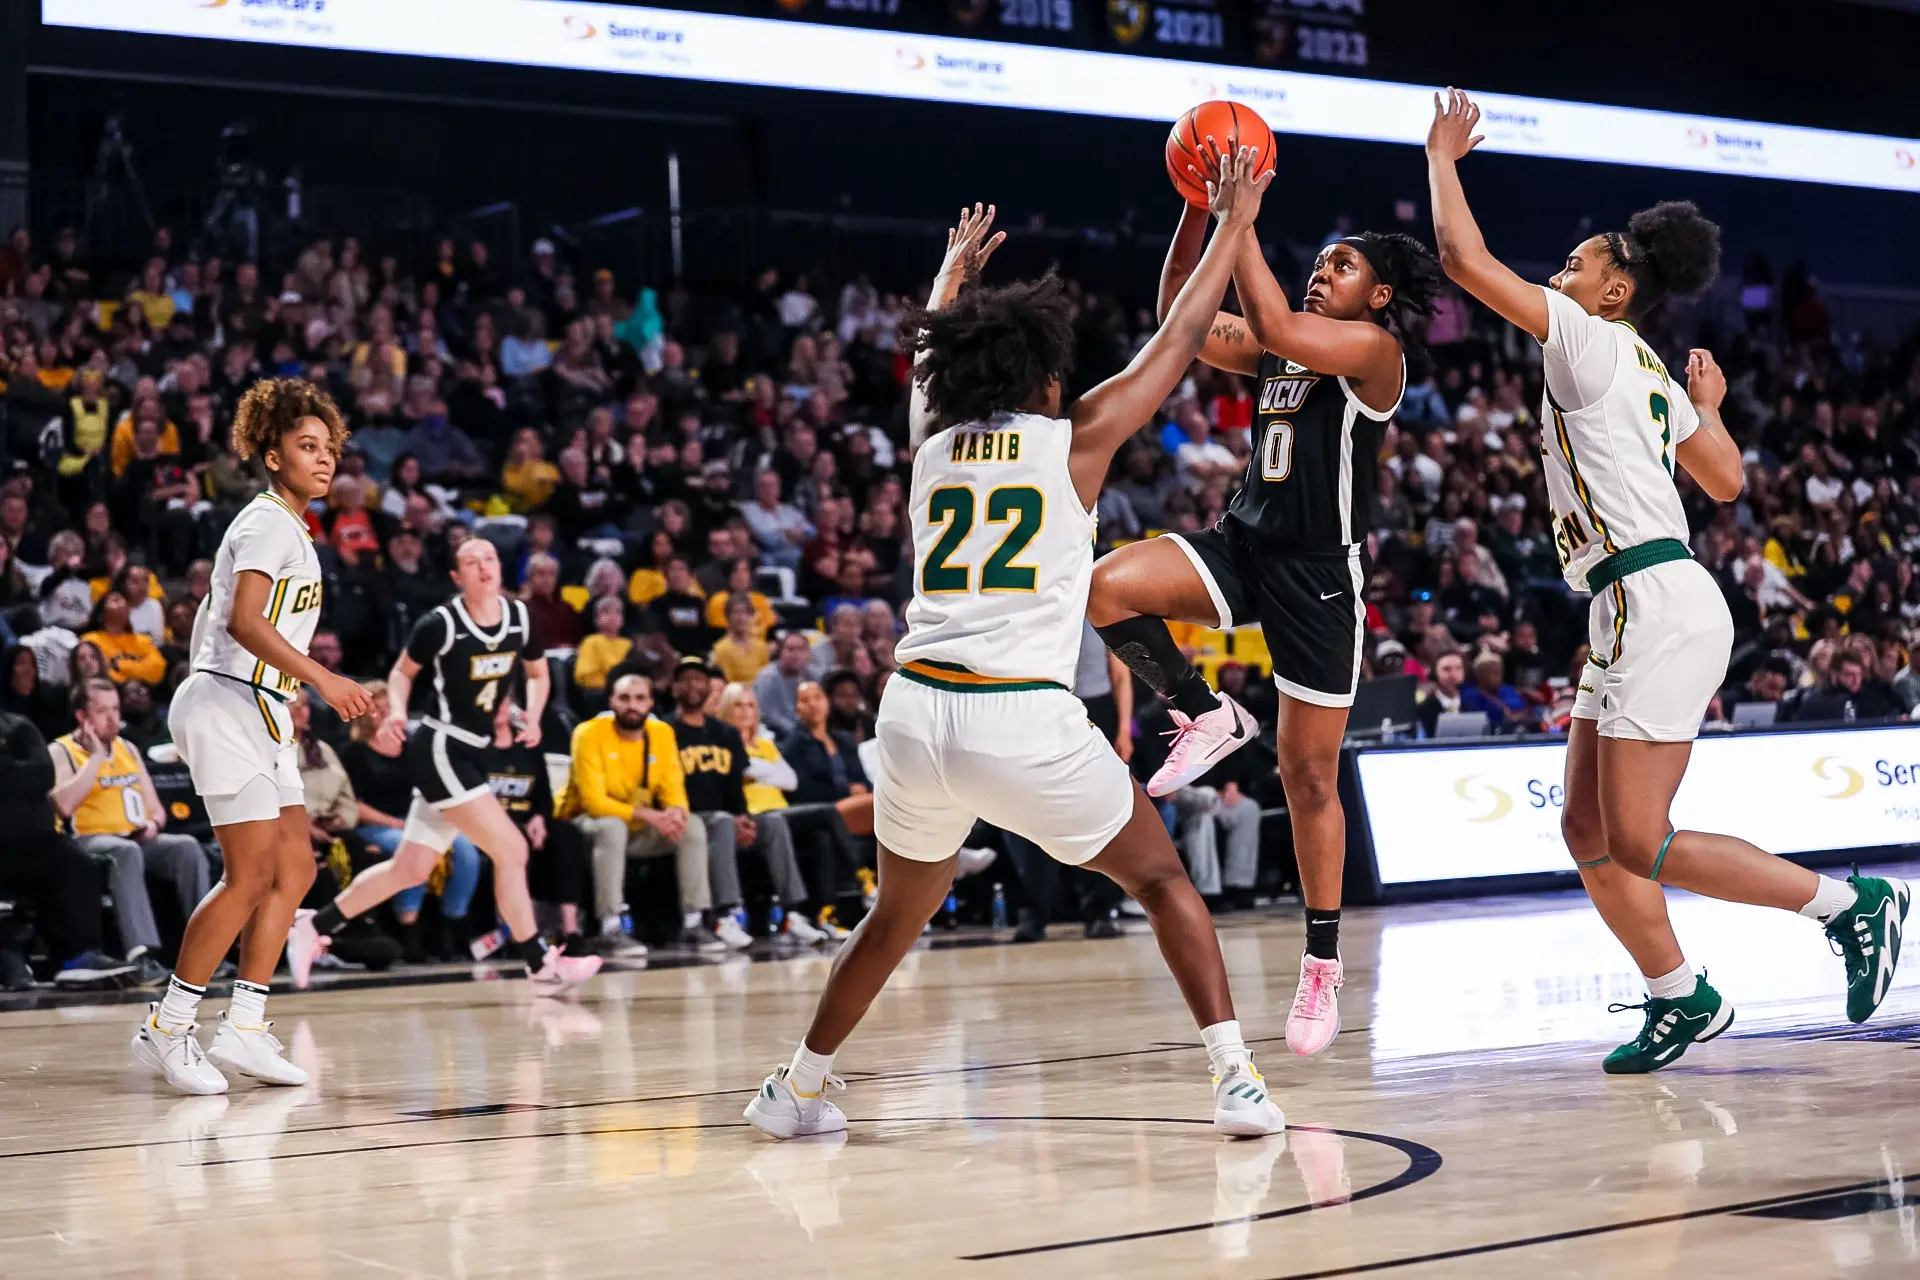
[228,979,270,1030]
[1201,1019,1252,1076]
[156,975,203,1032]
[683,910,704,930]
[1646,962,1697,1001]
[601,913,624,936]
[1797,876,1858,923]
[787,1042,836,1097]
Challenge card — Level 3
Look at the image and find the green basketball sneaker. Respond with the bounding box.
[1825,875,1911,1024]
[1602,976,1734,1075]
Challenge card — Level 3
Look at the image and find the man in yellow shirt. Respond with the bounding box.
[49,680,212,987]
[563,672,720,957]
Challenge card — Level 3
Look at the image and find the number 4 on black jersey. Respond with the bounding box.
[406,597,537,747]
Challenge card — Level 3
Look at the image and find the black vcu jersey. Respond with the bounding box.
[1178,350,1403,709]
[405,596,537,807]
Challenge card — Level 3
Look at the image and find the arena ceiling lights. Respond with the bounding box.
[41,0,1920,194]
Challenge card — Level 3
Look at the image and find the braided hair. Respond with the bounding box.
[1339,231,1442,370]
[1599,200,1722,321]
[906,274,1077,430]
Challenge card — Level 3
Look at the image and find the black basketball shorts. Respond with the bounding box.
[1166,522,1367,709]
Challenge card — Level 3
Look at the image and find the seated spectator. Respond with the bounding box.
[711,594,771,685]
[824,670,875,742]
[402,404,485,485]
[1416,651,1467,737]
[1789,651,1905,723]
[562,672,718,956]
[781,680,872,835]
[338,683,481,961]
[37,530,93,633]
[717,681,845,941]
[655,556,714,658]
[1459,651,1532,732]
[574,596,633,696]
[741,468,812,571]
[668,658,819,949]
[1723,656,1794,714]
[501,427,559,514]
[627,529,677,608]
[485,700,594,954]
[754,630,813,739]
[521,551,583,652]
[116,679,166,753]
[0,706,130,989]
[48,680,211,986]
[4,644,64,742]
[705,556,776,637]
[1452,518,1509,600]
[82,590,168,686]
[809,602,864,679]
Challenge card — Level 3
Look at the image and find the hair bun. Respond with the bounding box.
[1625,201,1721,301]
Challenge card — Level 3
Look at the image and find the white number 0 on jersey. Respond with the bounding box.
[1260,421,1295,482]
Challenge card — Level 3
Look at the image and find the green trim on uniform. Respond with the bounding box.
[1585,538,1691,595]
[897,659,1066,696]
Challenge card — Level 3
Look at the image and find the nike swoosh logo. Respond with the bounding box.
[1319,591,1342,601]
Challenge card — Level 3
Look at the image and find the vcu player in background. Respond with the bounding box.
[134,379,375,1094]
[747,150,1287,1141]
[1087,143,1440,1058]
[290,538,601,993]
[1427,88,1906,1070]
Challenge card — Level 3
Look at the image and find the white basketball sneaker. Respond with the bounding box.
[782,911,828,945]
[206,1013,310,1086]
[745,1066,848,1140]
[1212,1063,1286,1138]
[1286,954,1344,1056]
[132,1004,229,1095]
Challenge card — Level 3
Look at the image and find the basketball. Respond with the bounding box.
[1165,100,1276,206]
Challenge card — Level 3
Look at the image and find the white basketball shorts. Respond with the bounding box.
[170,671,303,824]
[874,672,1134,866]
[1573,557,1734,743]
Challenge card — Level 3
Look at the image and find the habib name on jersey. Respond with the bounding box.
[947,428,1023,464]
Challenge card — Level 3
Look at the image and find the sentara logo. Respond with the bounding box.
[563,14,597,39]
[1898,149,1916,171]
[1453,775,1513,823]
[1813,756,1865,800]
[195,1,230,8]
[896,46,926,70]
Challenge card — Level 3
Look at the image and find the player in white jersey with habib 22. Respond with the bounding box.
[748,149,1288,1142]
[133,379,376,1094]
[1427,89,1906,1073]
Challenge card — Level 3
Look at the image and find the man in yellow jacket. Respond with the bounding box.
[563,672,721,957]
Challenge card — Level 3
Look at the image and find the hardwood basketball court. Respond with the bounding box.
[3,868,1918,1279]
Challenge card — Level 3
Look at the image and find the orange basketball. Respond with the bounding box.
[1166,100,1276,207]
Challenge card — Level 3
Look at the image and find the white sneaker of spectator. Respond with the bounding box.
[716,911,755,950]
[782,912,828,945]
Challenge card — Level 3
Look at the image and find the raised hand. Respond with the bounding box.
[1198,142,1273,231]
[938,202,1007,290]
[1427,87,1485,163]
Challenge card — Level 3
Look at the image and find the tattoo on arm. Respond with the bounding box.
[1210,317,1250,347]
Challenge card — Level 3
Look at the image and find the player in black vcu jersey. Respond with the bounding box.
[1088,192,1437,1056]
[289,539,601,993]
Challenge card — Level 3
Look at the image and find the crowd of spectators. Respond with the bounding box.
[0,213,1915,986]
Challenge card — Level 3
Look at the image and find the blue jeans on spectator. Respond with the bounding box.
[357,826,481,921]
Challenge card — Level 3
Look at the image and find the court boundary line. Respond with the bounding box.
[1251,1176,1898,1280]
[957,1123,1443,1260]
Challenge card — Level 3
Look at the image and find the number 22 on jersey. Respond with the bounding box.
[920,485,1043,594]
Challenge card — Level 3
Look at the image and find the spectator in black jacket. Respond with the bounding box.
[781,680,870,806]
[668,658,812,945]
[0,708,131,988]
